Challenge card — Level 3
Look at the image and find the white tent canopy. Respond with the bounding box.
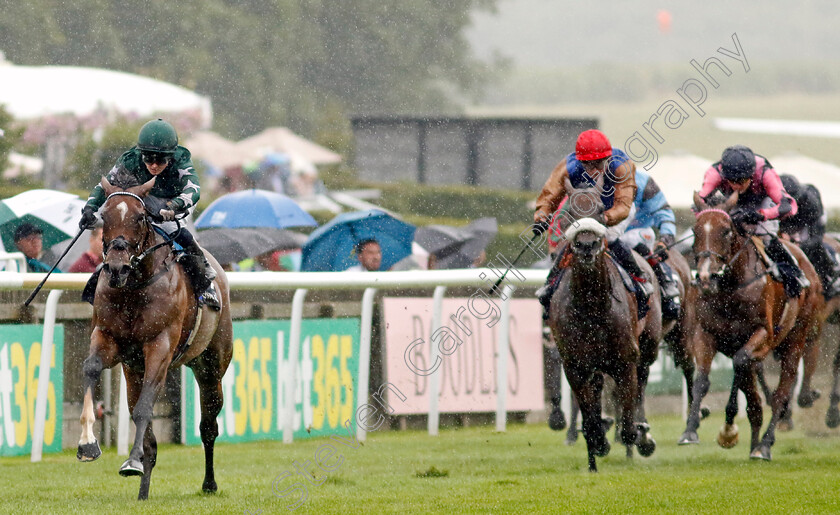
[644,151,712,208]
[643,151,840,210]
[0,62,212,127]
[768,153,840,210]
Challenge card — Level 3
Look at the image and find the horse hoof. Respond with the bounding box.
[76,441,101,462]
[601,416,615,433]
[202,480,218,493]
[716,424,739,449]
[826,406,840,428]
[594,439,611,457]
[798,389,821,408]
[548,407,567,431]
[700,406,711,419]
[119,458,144,477]
[637,434,656,457]
[678,431,699,445]
[749,446,771,461]
[565,430,579,446]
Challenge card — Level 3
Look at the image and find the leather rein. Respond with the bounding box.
[694,209,768,291]
[102,191,176,288]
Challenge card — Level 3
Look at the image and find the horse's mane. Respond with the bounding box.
[107,164,142,189]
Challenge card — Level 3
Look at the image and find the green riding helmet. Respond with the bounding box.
[137,119,178,154]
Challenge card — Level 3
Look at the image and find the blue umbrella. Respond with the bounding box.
[301,209,415,271]
[195,189,317,229]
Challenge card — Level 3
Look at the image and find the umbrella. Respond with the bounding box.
[0,189,86,251]
[415,217,498,269]
[197,227,307,265]
[194,189,317,230]
[301,209,415,271]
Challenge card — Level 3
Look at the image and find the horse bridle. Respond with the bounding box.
[693,209,765,288]
[103,192,175,272]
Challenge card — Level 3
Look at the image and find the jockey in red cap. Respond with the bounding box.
[533,129,653,319]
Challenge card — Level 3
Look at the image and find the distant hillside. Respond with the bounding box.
[468,0,840,67]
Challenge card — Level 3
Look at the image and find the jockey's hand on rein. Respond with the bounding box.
[159,202,176,222]
[79,206,97,230]
[731,209,764,226]
[533,219,550,236]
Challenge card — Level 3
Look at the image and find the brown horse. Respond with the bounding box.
[75,175,233,500]
[562,247,698,445]
[678,193,821,459]
[547,214,661,471]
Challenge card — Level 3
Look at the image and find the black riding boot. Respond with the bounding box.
[766,237,810,297]
[804,239,840,298]
[178,238,221,311]
[608,239,653,317]
[537,251,565,321]
[654,262,681,320]
[82,264,103,305]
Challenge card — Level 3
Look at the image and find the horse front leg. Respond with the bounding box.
[77,328,118,462]
[566,366,607,472]
[756,342,802,461]
[545,344,567,431]
[679,330,715,445]
[717,380,741,449]
[612,362,639,459]
[119,333,173,501]
[798,334,821,408]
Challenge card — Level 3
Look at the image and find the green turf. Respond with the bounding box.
[2,413,839,514]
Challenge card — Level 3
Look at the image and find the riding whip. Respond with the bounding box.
[24,226,87,307]
[488,232,541,296]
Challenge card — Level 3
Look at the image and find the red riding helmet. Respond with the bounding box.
[575,129,612,161]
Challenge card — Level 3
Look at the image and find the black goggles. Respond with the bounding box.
[141,153,172,165]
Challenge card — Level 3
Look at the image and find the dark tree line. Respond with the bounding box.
[0,0,501,141]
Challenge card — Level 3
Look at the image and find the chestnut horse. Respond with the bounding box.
[75,176,233,500]
[678,193,821,459]
[547,215,661,471]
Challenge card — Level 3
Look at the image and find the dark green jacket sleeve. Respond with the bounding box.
[83,147,200,213]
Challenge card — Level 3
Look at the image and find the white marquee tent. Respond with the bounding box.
[643,151,840,211]
[644,151,712,208]
[0,61,212,127]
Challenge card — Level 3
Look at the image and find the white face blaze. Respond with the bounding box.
[116,201,128,221]
[697,221,714,283]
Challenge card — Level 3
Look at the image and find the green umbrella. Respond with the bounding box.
[0,189,86,251]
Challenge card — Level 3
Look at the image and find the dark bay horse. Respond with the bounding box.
[76,176,233,500]
[678,193,821,459]
[562,247,698,445]
[547,215,661,471]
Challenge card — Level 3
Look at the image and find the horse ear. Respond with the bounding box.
[101,176,118,195]
[693,191,709,211]
[722,191,739,212]
[131,177,157,198]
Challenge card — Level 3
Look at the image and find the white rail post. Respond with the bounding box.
[118,368,129,455]
[356,288,377,442]
[284,288,308,444]
[495,284,514,432]
[31,289,62,462]
[428,285,447,436]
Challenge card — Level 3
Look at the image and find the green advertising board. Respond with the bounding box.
[183,319,360,445]
[0,325,63,457]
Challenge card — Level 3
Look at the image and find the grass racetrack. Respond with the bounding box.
[2,411,840,514]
